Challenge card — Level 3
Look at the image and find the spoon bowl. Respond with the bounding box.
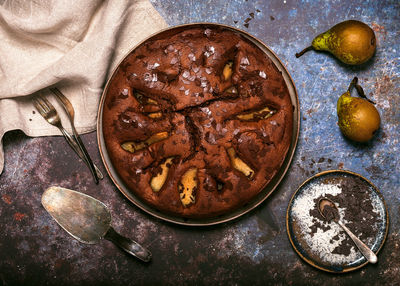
[318,198,339,221]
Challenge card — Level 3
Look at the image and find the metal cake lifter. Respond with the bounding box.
[42,186,152,262]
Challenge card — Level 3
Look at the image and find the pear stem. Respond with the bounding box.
[348,77,376,104]
[295,46,313,58]
[347,77,358,93]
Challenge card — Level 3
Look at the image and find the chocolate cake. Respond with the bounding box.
[102,25,293,218]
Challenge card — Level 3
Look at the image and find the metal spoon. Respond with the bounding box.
[318,198,378,264]
[42,186,151,262]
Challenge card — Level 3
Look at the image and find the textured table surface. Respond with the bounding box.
[1,0,399,285]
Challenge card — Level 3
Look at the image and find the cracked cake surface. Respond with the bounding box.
[102,25,293,218]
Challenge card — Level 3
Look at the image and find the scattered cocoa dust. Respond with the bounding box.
[14,212,26,221]
[2,194,12,204]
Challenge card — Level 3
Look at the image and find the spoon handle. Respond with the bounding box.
[337,220,378,264]
[104,227,152,262]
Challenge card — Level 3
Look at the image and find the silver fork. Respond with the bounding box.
[50,87,103,181]
[33,95,101,184]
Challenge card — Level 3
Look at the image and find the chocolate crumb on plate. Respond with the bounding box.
[321,204,339,222]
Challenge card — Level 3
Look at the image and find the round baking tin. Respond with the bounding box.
[286,170,389,273]
[97,23,300,226]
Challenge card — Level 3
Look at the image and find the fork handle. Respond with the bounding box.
[73,133,104,180]
[59,127,99,184]
[50,87,103,182]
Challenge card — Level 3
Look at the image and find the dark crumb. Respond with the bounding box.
[244,17,252,23]
[32,110,36,114]
[244,23,249,28]
[249,12,254,18]
[270,16,275,21]
[29,119,32,121]
[234,20,238,24]
[322,205,339,222]
[256,9,261,12]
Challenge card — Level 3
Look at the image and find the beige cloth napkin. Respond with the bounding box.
[0,0,168,174]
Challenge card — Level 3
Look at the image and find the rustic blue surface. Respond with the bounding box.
[0,0,399,285]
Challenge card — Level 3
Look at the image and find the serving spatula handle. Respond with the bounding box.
[104,227,152,262]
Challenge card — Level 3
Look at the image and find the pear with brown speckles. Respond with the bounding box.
[296,20,376,65]
[337,77,380,142]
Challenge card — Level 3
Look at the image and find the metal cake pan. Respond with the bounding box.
[97,23,300,226]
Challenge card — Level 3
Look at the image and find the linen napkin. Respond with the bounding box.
[0,0,168,174]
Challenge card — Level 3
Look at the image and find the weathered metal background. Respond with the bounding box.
[0,0,399,285]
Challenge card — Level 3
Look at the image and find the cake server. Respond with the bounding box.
[42,186,152,262]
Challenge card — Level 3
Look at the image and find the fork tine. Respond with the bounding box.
[34,97,48,113]
[33,98,47,117]
[36,96,52,113]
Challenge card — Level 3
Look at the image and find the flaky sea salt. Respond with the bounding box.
[121,117,130,124]
[121,88,129,96]
[240,57,250,65]
[207,132,216,144]
[204,46,215,58]
[205,67,213,74]
[182,70,190,79]
[192,65,200,73]
[166,45,175,52]
[200,79,208,88]
[147,62,160,70]
[144,73,152,81]
[188,53,196,62]
[201,107,212,116]
[259,71,267,79]
[143,72,157,83]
